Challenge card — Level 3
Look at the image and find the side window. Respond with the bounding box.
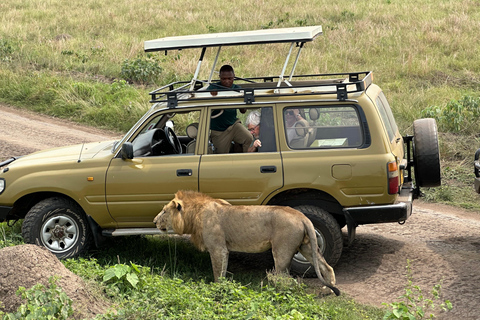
[376,91,398,142]
[131,110,200,157]
[209,107,276,154]
[284,106,363,149]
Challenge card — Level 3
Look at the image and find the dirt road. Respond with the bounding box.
[1,104,479,319]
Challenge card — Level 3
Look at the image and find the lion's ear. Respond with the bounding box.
[173,199,184,212]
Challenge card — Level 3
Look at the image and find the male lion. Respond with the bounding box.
[153,190,340,296]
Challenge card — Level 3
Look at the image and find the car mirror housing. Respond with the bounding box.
[121,142,134,160]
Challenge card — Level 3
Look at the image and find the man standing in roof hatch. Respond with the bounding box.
[207,65,253,153]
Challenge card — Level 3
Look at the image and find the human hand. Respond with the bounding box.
[253,139,262,148]
[210,91,218,96]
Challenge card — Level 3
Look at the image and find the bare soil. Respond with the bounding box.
[1,104,479,319]
[0,244,110,319]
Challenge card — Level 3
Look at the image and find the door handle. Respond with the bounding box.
[176,169,193,176]
[260,166,277,173]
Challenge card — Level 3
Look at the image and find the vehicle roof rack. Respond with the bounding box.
[149,71,373,107]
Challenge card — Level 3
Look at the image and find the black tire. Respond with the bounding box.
[21,197,92,259]
[290,205,343,277]
[413,118,441,187]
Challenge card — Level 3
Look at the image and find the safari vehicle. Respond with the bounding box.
[0,26,441,275]
[475,148,480,193]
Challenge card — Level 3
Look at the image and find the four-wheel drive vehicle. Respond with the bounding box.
[0,26,441,275]
[474,148,480,193]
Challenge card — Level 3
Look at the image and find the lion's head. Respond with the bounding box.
[154,190,230,235]
[153,195,185,234]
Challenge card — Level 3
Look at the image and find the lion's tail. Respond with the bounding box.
[303,219,341,296]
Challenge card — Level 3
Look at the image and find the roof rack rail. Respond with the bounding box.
[149,71,373,107]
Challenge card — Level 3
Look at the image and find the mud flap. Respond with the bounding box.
[343,209,357,247]
[86,215,108,248]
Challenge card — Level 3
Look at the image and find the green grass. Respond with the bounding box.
[0,228,385,319]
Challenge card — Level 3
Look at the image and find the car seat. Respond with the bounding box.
[290,119,310,148]
[185,123,198,154]
[306,108,320,147]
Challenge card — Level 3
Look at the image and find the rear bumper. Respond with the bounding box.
[0,205,13,222]
[343,183,413,225]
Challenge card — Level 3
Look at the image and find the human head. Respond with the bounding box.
[246,110,261,139]
[219,64,235,88]
[285,108,301,126]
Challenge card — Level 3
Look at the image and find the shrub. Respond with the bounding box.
[0,39,15,62]
[0,277,73,320]
[120,55,163,85]
[422,95,480,135]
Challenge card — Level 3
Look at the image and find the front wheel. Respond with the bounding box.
[290,205,343,277]
[22,197,92,259]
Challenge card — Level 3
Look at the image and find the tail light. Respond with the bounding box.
[388,161,399,194]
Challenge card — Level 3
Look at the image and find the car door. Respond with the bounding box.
[198,106,283,205]
[105,109,203,227]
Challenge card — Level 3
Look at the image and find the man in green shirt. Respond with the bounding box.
[207,65,253,153]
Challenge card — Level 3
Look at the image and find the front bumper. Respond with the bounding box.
[343,182,414,225]
[0,205,13,222]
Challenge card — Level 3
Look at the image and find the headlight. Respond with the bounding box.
[0,178,5,194]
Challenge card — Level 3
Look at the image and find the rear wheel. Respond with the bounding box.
[413,118,441,187]
[289,205,343,277]
[22,197,92,259]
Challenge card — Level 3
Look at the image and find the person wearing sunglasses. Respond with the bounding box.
[284,108,309,147]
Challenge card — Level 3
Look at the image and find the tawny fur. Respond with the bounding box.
[154,190,340,295]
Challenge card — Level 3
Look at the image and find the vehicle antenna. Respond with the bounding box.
[77,142,85,163]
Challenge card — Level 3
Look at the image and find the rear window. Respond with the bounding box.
[375,91,398,142]
[283,106,363,149]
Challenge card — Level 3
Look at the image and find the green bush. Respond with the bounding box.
[0,277,73,320]
[422,95,480,134]
[103,262,149,296]
[120,55,163,85]
[0,222,24,249]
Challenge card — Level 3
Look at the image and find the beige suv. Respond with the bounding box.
[0,26,441,275]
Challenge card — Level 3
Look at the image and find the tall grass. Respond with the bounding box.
[1,0,478,129]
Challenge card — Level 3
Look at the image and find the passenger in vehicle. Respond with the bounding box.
[208,65,253,153]
[285,108,309,147]
[246,110,262,152]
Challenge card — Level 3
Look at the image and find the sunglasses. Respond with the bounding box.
[286,111,295,116]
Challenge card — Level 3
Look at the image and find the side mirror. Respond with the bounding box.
[121,142,134,160]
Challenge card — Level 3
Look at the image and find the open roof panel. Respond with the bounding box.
[144,26,323,52]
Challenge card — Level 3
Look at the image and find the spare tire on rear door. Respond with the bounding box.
[413,118,441,187]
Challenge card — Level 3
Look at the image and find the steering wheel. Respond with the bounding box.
[164,126,182,154]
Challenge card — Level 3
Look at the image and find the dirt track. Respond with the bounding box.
[1,104,479,319]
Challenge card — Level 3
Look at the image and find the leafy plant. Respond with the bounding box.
[1,277,73,320]
[422,95,480,135]
[102,262,148,295]
[0,222,24,249]
[0,39,15,62]
[120,55,163,85]
[383,260,452,319]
